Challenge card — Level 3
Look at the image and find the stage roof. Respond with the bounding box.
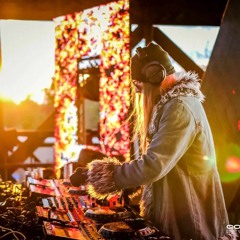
[0,0,228,26]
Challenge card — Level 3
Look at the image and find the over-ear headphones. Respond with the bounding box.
[136,47,167,85]
[141,61,166,85]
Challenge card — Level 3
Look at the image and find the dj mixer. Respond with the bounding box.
[27,177,172,240]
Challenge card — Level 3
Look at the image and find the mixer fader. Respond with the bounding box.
[33,178,172,240]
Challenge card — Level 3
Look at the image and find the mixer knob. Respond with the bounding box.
[84,208,117,222]
[98,222,136,239]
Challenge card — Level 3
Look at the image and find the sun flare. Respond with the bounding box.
[0,20,55,104]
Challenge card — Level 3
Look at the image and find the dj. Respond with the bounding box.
[70,43,229,239]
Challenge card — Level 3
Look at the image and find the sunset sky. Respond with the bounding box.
[0,20,219,105]
[0,20,55,104]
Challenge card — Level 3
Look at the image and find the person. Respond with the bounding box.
[70,42,229,239]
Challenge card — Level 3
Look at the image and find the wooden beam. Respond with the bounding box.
[202,0,240,147]
[201,0,240,210]
[7,111,55,167]
[130,26,143,50]
[0,0,113,20]
[0,0,227,26]
[152,26,204,77]
[130,0,227,26]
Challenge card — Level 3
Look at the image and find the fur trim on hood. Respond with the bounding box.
[86,157,122,199]
[86,71,204,217]
[160,71,205,105]
[149,71,204,136]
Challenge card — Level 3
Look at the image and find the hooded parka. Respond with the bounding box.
[86,72,229,240]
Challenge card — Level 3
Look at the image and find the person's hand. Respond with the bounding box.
[70,167,88,187]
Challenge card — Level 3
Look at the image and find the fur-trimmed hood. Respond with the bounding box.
[149,71,204,136]
[160,71,204,105]
[84,70,229,239]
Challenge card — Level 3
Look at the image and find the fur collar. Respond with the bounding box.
[160,71,204,104]
[149,71,204,136]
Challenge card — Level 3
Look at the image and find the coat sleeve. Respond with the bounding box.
[87,99,197,198]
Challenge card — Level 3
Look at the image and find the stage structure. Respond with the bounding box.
[53,0,130,172]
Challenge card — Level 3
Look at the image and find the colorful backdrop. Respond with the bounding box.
[53,0,130,173]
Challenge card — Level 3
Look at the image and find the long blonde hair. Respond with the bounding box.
[129,81,160,154]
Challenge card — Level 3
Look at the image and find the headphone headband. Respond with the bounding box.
[136,46,147,59]
[131,44,175,85]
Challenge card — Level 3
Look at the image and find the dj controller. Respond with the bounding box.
[26,177,172,240]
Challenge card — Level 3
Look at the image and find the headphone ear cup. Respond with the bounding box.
[142,63,166,84]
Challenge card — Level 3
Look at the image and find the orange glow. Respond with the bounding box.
[226,156,240,173]
[53,0,130,172]
[0,21,55,104]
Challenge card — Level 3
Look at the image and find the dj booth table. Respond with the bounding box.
[0,178,172,240]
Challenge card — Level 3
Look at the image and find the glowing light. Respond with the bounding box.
[203,155,210,161]
[0,20,55,104]
[53,0,130,171]
[226,156,240,173]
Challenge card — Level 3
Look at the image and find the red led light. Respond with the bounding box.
[226,156,240,173]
